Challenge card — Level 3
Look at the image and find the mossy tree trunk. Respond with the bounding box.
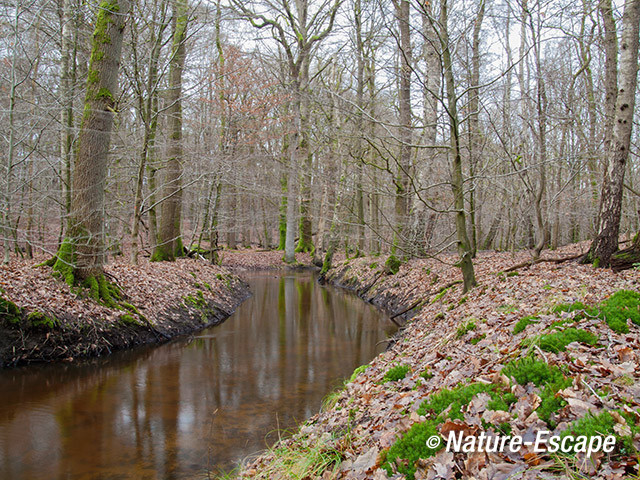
[55,0,130,283]
[295,57,315,255]
[153,0,188,262]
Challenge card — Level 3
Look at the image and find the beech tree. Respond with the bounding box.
[51,0,130,296]
[152,0,189,261]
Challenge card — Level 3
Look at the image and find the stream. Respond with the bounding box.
[0,271,394,479]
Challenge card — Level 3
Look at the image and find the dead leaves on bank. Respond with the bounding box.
[241,243,640,479]
[0,256,247,365]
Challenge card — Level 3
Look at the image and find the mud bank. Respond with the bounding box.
[0,258,249,367]
[238,245,640,480]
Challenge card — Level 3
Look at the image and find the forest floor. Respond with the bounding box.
[0,256,250,367]
[236,242,640,480]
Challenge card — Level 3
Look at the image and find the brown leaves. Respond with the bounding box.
[237,246,640,480]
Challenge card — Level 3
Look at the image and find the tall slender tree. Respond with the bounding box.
[152,0,188,261]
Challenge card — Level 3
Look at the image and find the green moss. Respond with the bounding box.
[294,227,314,255]
[26,311,59,330]
[120,302,146,322]
[537,377,573,426]
[0,297,21,325]
[552,301,595,316]
[369,262,379,269]
[150,245,172,262]
[456,320,476,338]
[498,303,518,314]
[174,237,185,258]
[52,238,76,286]
[349,365,368,382]
[537,328,598,353]
[513,315,539,334]
[385,255,402,275]
[95,87,114,101]
[420,369,434,380]
[381,420,442,479]
[382,364,410,383]
[418,382,495,420]
[501,356,572,427]
[469,333,486,345]
[36,257,56,267]
[431,287,451,304]
[119,314,140,326]
[502,356,565,387]
[183,290,216,323]
[560,411,637,456]
[82,274,119,308]
[598,290,640,334]
[87,69,100,86]
[487,391,517,412]
[506,271,519,277]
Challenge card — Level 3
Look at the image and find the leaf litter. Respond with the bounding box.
[238,243,640,479]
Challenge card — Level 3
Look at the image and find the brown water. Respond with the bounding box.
[0,271,394,479]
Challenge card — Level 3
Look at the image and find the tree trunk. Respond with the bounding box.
[152,0,188,261]
[54,0,130,288]
[130,0,167,264]
[393,0,412,256]
[584,0,640,267]
[468,0,485,257]
[440,0,477,292]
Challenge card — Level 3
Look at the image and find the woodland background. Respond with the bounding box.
[1,0,639,283]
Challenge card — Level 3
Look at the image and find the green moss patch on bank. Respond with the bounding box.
[0,258,249,367]
[236,245,640,480]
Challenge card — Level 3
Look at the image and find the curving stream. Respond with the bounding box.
[0,271,394,479]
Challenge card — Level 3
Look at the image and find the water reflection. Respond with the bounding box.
[0,272,394,479]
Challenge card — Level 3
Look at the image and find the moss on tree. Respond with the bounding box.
[0,296,21,325]
[52,238,76,286]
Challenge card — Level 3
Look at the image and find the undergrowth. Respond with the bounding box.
[535,328,598,353]
[456,319,476,338]
[513,315,538,334]
[382,364,410,383]
[381,421,441,479]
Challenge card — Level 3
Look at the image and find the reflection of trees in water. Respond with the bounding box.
[0,273,391,478]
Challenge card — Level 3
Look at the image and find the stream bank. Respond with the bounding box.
[0,257,249,367]
[238,244,640,480]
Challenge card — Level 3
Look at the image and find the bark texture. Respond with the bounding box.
[59,0,130,281]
